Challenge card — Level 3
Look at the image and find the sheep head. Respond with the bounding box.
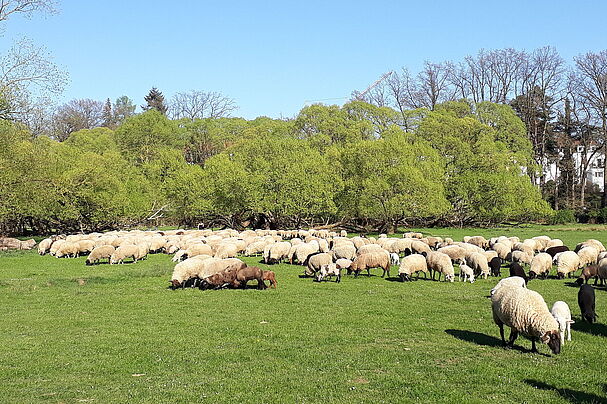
[541,330,561,354]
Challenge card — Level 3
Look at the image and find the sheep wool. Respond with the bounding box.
[425,251,455,282]
[38,238,53,255]
[398,254,429,281]
[490,276,526,296]
[306,253,333,276]
[529,253,553,279]
[110,245,139,264]
[557,251,581,278]
[551,301,574,345]
[437,245,467,264]
[466,252,490,279]
[331,245,357,261]
[577,246,599,268]
[491,242,511,261]
[350,251,391,277]
[86,245,115,265]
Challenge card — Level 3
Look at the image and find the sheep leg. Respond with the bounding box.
[497,323,506,346]
[399,273,405,282]
[367,268,371,277]
[507,329,518,347]
[531,338,538,353]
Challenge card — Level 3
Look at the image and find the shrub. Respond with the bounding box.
[550,209,576,225]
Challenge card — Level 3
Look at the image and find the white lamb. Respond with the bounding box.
[550,301,574,345]
[459,263,475,283]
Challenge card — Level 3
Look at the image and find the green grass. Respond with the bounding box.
[1,226,606,403]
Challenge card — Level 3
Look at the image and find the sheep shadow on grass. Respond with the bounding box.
[445,329,533,354]
[571,319,607,338]
[523,379,607,404]
[384,276,434,283]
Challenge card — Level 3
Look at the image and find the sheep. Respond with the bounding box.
[335,258,353,271]
[305,252,333,276]
[357,244,385,255]
[398,254,429,281]
[290,242,319,265]
[546,245,569,258]
[509,262,528,283]
[578,284,598,324]
[511,250,533,266]
[231,265,266,289]
[316,263,341,283]
[214,243,239,259]
[490,276,527,296]
[557,251,581,279]
[85,245,115,265]
[489,257,502,277]
[491,286,561,354]
[425,251,455,282]
[411,240,431,255]
[528,253,552,280]
[38,238,53,255]
[264,242,291,264]
[390,252,400,266]
[340,230,347,238]
[546,239,564,249]
[262,270,278,288]
[135,244,149,261]
[425,236,443,249]
[331,245,357,261]
[551,301,574,345]
[55,242,79,258]
[465,236,489,249]
[512,243,534,256]
[350,251,391,278]
[575,239,606,253]
[459,262,475,283]
[185,243,214,259]
[484,250,498,262]
[404,232,423,239]
[577,246,599,268]
[576,265,600,285]
[598,258,607,286]
[437,245,467,264]
[466,252,490,279]
[110,245,139,264]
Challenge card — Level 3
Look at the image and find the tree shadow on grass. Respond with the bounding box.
[571,319,607,338]
[523,379,607,404]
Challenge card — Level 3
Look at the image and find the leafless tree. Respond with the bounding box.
[51,98,104,141]
[0,0,56,31]
[169,90,237,121]
[572,50,607,206]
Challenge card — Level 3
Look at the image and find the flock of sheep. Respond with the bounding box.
[35,228,604,354]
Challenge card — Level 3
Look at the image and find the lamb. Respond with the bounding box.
[398,254,429,281]
[390,252,400,266]
[262,270,278,288]
[316,263,341,283]
[491,286,561,354]
[110,245,139,264]
[528,253,552,279]
[38,238,53,255]
[459,262,475,283]
[509,262,528,283]
[350,251,391,278]
[557,251,581,279]
[466,252,490,279]
[489,257,502,277]
[490,276,527,296]
[425,251,455,282]
[551,301,574,345]
[86,245,115,265]
[305,252,333,276]
[576,265,600,285]
[578,284,597,323]
[231,265,266,289]
[264,241,291,264]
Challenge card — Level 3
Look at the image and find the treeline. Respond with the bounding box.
[0,100,551,235]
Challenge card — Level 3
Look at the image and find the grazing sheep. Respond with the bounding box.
[529,253,553,279]
[466,252,490,279]
[290,242,320,265]
[411,240,431,255]
[357,244,385,255]
[575,239,606,253]
[38,238,53,255]
[110,245,139,264]
[390,252,400,266]
[465,236,489,249]
[331,245,357,261]
[459,262,475,283]
[577,246,599,268]
[509,262,528,283]
[264,241,291,264]
[551,301,574,345]
[76,239,96,256]
[546,239,564,249]
[490,276,527,296]
[489,257,502,277]
[55,242,79,258]
[425,251,455,282]
[484,250,498,262]
[557,251,581,279]
[578,284,597,324]
[185,243,214,259]
[86,245,115,265]
[398,254,429,281]
[262,270,278,288]
[335,258,353,271]
[546,245,569,258]
[491,286,561,354]
[598,258,607,286]
[214,243,239,259]
[305,252,333,276]
[350,251,391,278]
[316,263,341,283]
[511,250,533,266]
[576,265,599,286]
[231,265,266,289]
[437,245,467,264]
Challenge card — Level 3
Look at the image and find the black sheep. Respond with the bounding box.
[509,262,528,283]
[489,257,502,277]
[578,284,597,324]
[546,245,569,258]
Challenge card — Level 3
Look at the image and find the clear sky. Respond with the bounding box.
[2,0,607,119]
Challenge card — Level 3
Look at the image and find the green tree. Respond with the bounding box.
[142,87,168,115]
[113,96,136,125]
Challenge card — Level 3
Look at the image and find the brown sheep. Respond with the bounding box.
[349,251,391,278]
[262,270,278,289]
[232,265,266,290]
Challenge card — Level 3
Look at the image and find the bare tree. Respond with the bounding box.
[169,90,237,121]
[572,50,607,206]
[0,0,56,30]
[51,98,104,141]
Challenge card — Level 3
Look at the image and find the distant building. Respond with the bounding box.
[542,144,605,192]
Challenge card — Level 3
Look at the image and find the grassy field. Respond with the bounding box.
[1,226,606,403]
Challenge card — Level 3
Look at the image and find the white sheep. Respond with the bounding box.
[425,251,454,282]
[490,276,526,296]
[557,251,581,279]
[466,252,490,279]
[110,245,139,264]
[577,246,599,268]
[459,263,475,283]
[316,263,341,283]
[390,252,400,266]
[491,286,561,354]
[529,253,552,279]
[38,238,53,255]
[551,301,574,345]
[86,245,115,265]
[264,241,291,264]
[398,254,429,281]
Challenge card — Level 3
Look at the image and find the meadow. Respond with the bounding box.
[1,225,606,403]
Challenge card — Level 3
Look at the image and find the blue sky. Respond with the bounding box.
[1,0,606,119]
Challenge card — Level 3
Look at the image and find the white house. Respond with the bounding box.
[542,145,605,192]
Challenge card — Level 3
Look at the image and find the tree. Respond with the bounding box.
[101,98,113,128]
[112,95,136,125]
[0,0,56,27]
[51,98,104,141]
[142,87,167,115]
[169,90,237,120]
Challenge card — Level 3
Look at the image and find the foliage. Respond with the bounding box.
[550,209,576,225]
